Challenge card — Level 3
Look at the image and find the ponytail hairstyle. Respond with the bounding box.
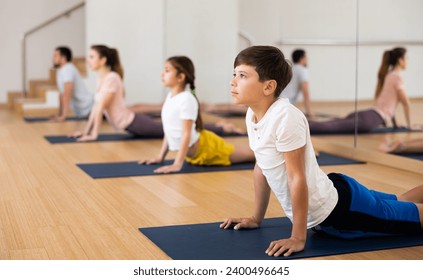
[375,47,406,98]
[167,56,203,131]
[91,45,124,79]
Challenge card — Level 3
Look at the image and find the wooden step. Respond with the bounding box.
[14,90,60,116]
[14,97,45,114]
[73,57,87,77]
[28,79,55,98]
[7,91,24,109]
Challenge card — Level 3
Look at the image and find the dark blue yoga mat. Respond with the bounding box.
[45,133,162,144]
[24,116,88,123]
[312,126,422,135]
[139,217,423,260]
[317,152,364,165]
[77,160,255,179]
[395,153,423,161]
[45,132,246,144]
[77,152,364,179]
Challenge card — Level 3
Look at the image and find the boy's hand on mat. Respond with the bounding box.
[220,216,260,230]
[265,237,305,257]
[153,164,182,174]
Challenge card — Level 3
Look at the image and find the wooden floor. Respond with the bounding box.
[0,99,422,260]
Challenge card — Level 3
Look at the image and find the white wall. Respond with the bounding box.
[356,0,423,101]
[85,0,165,104]
[3,0,422,105]
[86,0,238,105]
[0,0,85,103]
[239,0,423,101]
[166,0,238,103]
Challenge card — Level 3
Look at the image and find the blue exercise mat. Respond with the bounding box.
[76,152,364,179]
[45,133,162,144]
[311,126,421,135]
[24,116,88,122]
[139,217,423,260]
[45,132,246,144]
[395,153,423,161]
[316,152,364,165]
[77,160,255,179]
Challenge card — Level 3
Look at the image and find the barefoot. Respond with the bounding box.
[378,138,402,153]
[215,120,245,135]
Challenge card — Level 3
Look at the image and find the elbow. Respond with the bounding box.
[287,173,307,191]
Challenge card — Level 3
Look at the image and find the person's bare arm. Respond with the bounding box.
[139,137,169,164]
[220,163,271,230]
[153,119,193,173]
[74,93,113,141]
[53,82,73,122]
[265,146,308,257]
[397,89,411,128]
[300,82,313,117]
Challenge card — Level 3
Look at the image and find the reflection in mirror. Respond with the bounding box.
[239,0,359,147]
[355,0,423,156]
[164,0,423,153]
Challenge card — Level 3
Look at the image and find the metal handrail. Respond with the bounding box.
[238,31,254,47]
[21,1,85,96]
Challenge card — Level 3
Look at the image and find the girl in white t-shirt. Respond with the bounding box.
[139,56,254,173]
[70,45,245,142]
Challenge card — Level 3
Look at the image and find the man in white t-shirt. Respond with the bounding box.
[52,46,93,121]
[282,49,313,117]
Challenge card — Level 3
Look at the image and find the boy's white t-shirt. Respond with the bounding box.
[56,62,93,117]
[246,98,338,228]
[161,91,200,151]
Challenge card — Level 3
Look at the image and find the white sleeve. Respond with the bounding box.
[61,65,76,83]
[275,108,307,152]
[298,68,309,83]
[180,94,198,121]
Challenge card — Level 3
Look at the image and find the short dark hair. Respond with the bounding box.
[56,46,72,62]
[234,45,292,98]
[292,49,306,63]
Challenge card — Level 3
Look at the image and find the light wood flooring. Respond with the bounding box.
[0,99,422,260]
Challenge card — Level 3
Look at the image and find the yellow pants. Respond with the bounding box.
[186,130,234,166]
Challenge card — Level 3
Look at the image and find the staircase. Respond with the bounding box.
[8,57,87,117]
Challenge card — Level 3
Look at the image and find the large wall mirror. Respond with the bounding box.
[221,0,422,151]
[86,0,422,153]
[239,0,359,148]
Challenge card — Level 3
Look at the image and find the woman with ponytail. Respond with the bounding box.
[308,47,411,134]
[139,56,254,173]
[70,45,244,141]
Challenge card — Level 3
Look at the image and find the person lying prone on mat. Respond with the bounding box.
[308,47,415,134]
[220,46,423,257]
[138,56,255,173]
[69,45,245,142]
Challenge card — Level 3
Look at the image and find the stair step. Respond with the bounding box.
[7,91,24,109]
[14,90,60,116]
